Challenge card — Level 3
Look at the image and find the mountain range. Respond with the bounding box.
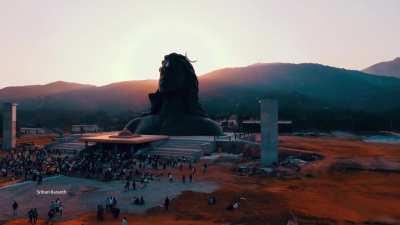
[1,60,400,130]
[363,57,400,78]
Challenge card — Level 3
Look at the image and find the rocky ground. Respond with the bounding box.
[2,136,400,225]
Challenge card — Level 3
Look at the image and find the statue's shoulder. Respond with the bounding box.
[124,117,142,132]
[125,114,223,136]
[188,116,224,136]
[125,115,161,134]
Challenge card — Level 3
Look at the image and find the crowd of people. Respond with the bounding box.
[63,146,198,182]
[1,143,213,224]
[27,208,39,224]
[0,140,212,185]
[46,201,61,225]
[0,145,59,183]
[0,143,205,186]
[10,198,64,225]
[97,196,120,220]
[13,193,226,225]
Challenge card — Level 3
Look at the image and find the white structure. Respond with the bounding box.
[20,127,46,135]
[71,124,100,134]
[2,103,17,150]
[48,139,90,155]
[260,99,278,166]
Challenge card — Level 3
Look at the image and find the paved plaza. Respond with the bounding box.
[0,175,218,221]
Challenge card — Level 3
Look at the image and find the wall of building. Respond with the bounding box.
[216,140,260,158]
[20,128,46,135]
[71,125,100,134]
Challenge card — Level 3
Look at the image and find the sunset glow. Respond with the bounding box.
[0,0,399,87]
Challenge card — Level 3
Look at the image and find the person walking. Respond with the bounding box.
[12,201,18,216]
[59,205,63,217]
[37,174,43,185]
[124,181,130,192]
[28,208,34,224]
[47,209,55,225]
[33,208,38,224]
[192,167,197,176]
[164,197,170,211]
[121,217,128,225]
[97,204,104,221]
[203,163,208,174]
[168,173,173,182]
[131,180,136,190]
[139,196,145,205]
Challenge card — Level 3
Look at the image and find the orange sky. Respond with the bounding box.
[0,0,399,88]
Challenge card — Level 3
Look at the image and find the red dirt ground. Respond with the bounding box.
[3,136,400,225]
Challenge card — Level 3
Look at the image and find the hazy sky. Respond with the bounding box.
[0,0,399,88]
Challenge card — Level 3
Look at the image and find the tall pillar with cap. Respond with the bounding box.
[260,99,278,166]
[2,103,17,150]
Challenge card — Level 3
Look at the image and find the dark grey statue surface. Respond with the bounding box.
[124,53,223,136]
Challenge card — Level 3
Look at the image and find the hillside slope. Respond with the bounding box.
[1,63,400,130]
[363,57,400,78]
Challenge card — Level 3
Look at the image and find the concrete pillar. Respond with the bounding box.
[260,99,278,167]
[2,103,17,150]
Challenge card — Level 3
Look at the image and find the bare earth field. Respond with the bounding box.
[2,136,400,225]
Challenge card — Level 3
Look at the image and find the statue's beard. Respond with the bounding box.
[148,90,207,118]
[158,67,186,93]
[149,91,162,114]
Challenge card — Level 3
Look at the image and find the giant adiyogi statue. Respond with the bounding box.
[124,53,223,136]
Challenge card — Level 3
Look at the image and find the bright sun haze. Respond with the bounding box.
[0,0,399,88]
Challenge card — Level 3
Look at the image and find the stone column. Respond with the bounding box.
[2,103,17,150]
[260,99,278,167]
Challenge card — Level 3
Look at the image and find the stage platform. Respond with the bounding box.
[79,132,223,160]
[80,132,169,144]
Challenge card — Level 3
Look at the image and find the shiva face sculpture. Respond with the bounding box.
[124,53,223,136]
